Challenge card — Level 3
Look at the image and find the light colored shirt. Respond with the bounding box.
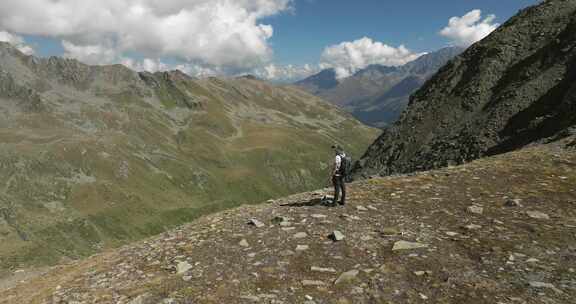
[334,153,345,176]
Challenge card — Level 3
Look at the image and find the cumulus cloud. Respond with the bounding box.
[122,58,169,73]
[62,41,119,65]
[254,63,319,82]
[440,9,499,47]
[0,30,34,55]
[320,37,424,79]
[0,0,291,69]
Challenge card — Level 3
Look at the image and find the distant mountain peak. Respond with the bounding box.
[295,46,464,127]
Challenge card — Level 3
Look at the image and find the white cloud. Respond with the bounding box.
[62,41,118,65]
[254,63,319,82]
[440,9,499,47]
[122,58,169,73]
[0,0,291,69]
[320,37,424,79]
[0,30,34,55]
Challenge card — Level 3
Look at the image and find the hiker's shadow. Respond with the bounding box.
[280,197,334,208]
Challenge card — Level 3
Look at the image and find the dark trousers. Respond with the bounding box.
[332,175,346,205]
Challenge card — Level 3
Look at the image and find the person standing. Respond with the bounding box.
[330,145,346,206]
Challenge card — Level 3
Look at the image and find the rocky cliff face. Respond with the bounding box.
[295,47,463,128]
[0,42,380,270]
[355,0,576,177]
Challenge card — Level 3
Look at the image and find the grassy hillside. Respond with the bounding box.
[2,136,575,303]
[0,43,380,271]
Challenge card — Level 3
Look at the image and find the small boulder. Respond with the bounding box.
[248,218,265,228]
[302,280,326,287]
[311,266,337,273]
[176,261,193,275]
[527,211,549,220]
[392,241,428,251]
[239,239,250,247]
[296,245,309,251]
[463,224,482,230]
[272,216,289,224]
[330,230,345,241]
[467,205,484,215]
[293,232,308,239]
[505,199,523,207]
[334,269,359,285]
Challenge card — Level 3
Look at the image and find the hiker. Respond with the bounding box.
[330,145,347,206]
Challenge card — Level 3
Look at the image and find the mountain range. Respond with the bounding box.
[0,42,379,270]
[354,0,576,177]
[295,46,464,128]
[2,0,576,302]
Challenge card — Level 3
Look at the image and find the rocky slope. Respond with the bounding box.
[1,137,575,303]
[0,42,380,272]
[295,47,463,128]
[355,0,576,177]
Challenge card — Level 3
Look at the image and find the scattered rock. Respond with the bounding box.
[296,245,309,251]
[527,211,549,220]
[311,266,337,273]
[248,218,265,228]
[392,241,428,251]
[330,230,345,241]
[176,261,193,274]
[445,231,458,237]
[463,224,482,230]
[239,239,250,247]
[505,199,523,207]
[272,216,288,224]
[302,280,326,287]
[334,270,359,285]
[240,295,260,302]
[293,232,308,239]
[356,206,368,211]
[310,214,327,219]
[467,205,484,215]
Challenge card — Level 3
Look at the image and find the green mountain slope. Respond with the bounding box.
[0,43,380,270]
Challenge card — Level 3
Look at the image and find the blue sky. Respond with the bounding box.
[265,0,538,65]
[0,0,539,81]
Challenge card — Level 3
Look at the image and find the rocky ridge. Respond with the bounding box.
[1,138,575,303]
[355,0,576,177]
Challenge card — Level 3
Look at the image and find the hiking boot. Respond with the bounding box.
[338,201,345,206]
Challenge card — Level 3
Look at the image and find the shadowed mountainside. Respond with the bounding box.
[355,0,576,177]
